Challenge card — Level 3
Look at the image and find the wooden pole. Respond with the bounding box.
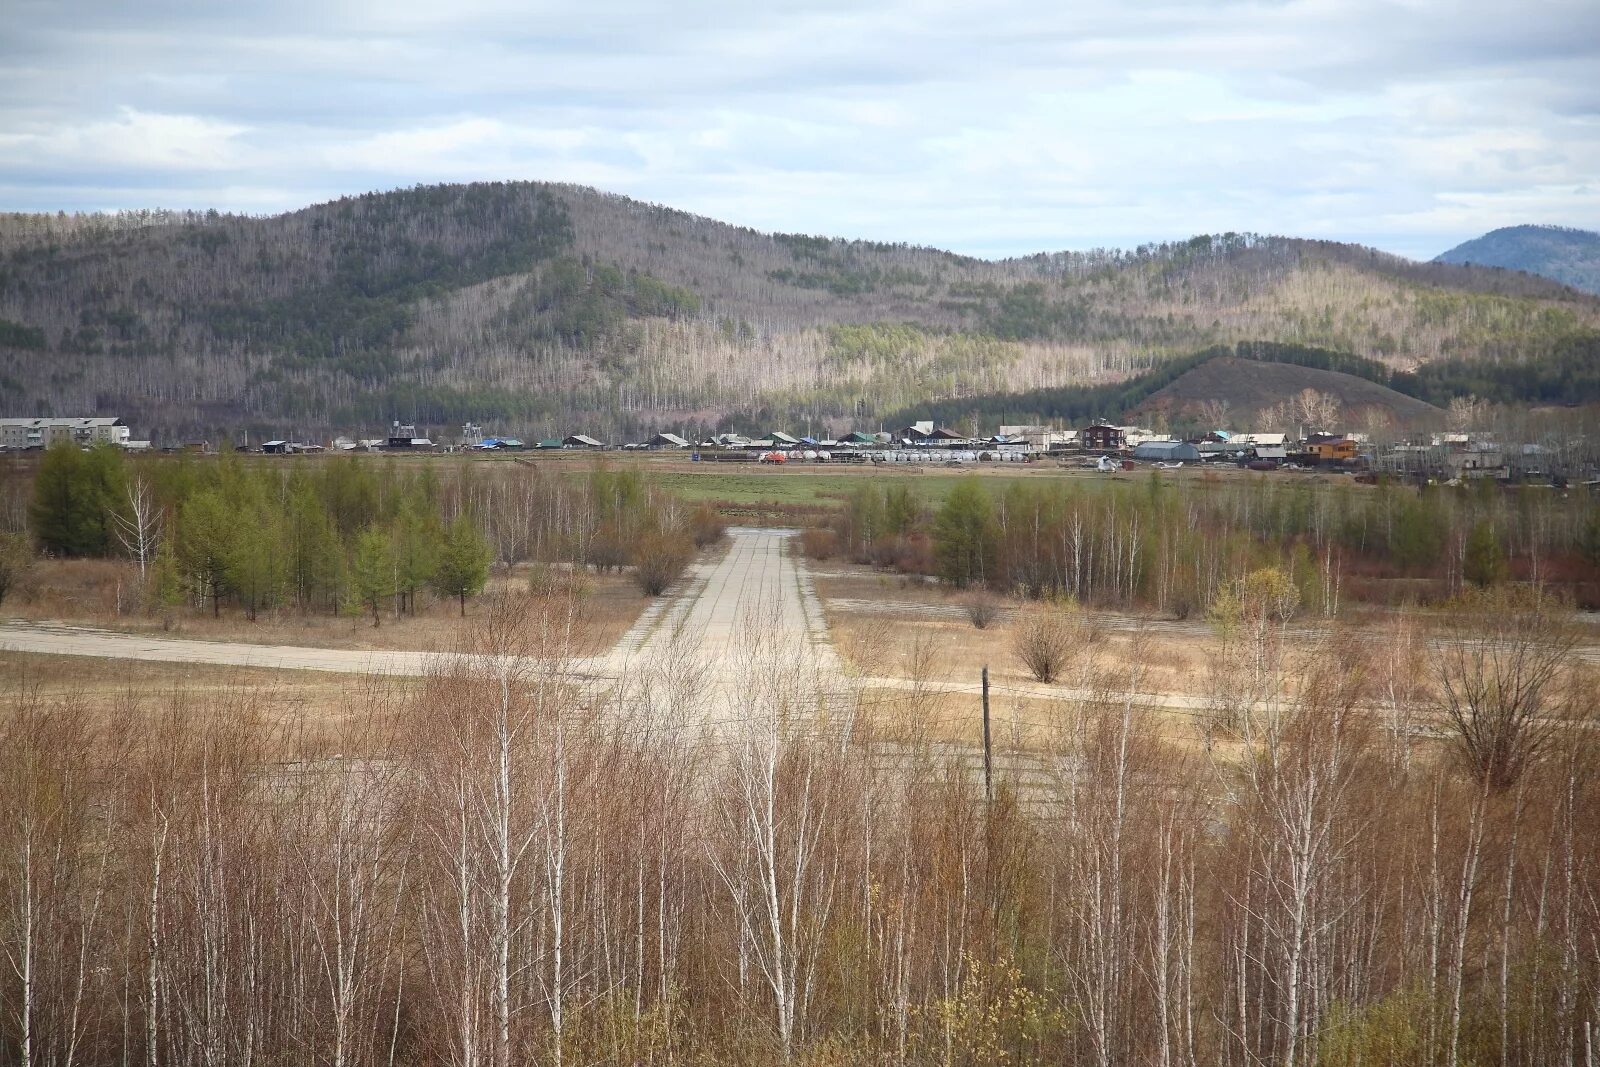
[981,664,992,804]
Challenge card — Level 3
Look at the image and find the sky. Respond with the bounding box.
[2,0,1597,261]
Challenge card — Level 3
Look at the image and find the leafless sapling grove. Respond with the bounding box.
[0,587,1597,1065]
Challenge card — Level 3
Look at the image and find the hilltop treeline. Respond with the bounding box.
[1,587,1596,1065]
[2,183,1599,439]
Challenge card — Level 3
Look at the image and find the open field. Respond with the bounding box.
[3,557,649,655]
[812,558,1600,750]
[642,464,1128,506]
[0,650,403,735]
[12,527,1597,759]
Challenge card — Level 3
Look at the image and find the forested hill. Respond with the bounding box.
[1,181,1598,442]
[885,337,1600,433]
[1435,225,1600,296]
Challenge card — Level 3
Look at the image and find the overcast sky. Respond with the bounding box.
[2,0,1597,260]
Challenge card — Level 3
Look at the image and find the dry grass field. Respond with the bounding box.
[819,567,1212,693]
[813,557,1600,764]
[0,650,405,739]
[4,557,650,656]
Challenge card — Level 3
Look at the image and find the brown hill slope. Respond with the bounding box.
[1133,357,1443,429]
[0,182,1595,440]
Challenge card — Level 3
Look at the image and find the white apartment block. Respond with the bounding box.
[0,417,132,450]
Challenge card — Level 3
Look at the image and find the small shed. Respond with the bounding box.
[648,432,691,449]
[563,434,604,449]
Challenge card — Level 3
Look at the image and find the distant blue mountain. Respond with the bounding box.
[1434,224,1600,295]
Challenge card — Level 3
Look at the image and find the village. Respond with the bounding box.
[9,412,1587,487]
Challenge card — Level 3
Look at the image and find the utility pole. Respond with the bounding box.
[981,664,992,804]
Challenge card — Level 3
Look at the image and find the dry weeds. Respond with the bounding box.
[6,558,650,656]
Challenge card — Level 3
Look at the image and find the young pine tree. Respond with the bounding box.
[390,502,439,615]
[934,479,997,588]
[225,495,287,622]
[149,533,185,617]
[0,531,30,607]
[431,514,491,617]
[350,526,394,628]
[29,442,124,557]
[175,489,233,617]
[285,482,342,614]
[1463,519,1508,589]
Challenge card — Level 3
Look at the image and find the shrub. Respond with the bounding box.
[962,591,1001,630]
[799,528,838,560]
[689,503,728,548]
[0,531,31,607]
[631,530,694,596]
[527,562,591,601]
[586,522,629,573]
[893,532,936,575]
[1012,605,1083,683]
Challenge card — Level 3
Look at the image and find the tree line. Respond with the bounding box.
[809,473,1600,613]
[8,448,723,620]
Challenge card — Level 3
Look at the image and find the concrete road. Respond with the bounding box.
[599,527,834,669]
[595,527,844,732]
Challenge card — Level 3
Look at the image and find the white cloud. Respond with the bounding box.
[1,107,249,172]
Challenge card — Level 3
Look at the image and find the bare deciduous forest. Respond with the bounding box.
[3,182,1599,441]
[1,588,1597,1066]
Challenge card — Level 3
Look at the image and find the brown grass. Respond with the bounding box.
[0,650,392,735]
[815,556,1600,756]
[5,559,651,656]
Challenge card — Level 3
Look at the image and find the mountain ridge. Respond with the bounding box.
[1,181,1597,440]
[1434,224,1600,296]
